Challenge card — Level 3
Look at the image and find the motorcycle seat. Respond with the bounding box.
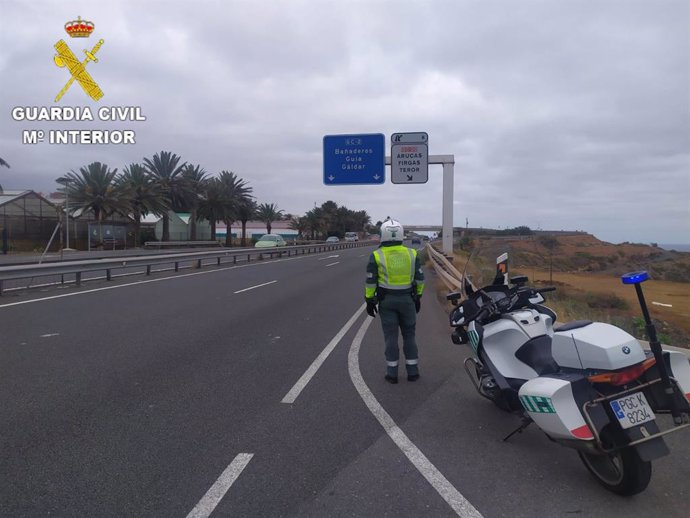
[554,320,593,332]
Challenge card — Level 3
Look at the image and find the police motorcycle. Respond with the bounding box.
[447,252,690,495]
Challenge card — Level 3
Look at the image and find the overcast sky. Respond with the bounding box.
[1,0,688,244]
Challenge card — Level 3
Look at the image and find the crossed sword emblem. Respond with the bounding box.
[54,39,105,102]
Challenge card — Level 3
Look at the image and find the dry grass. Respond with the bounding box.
[521,270,690,348]
[430,238,690,349]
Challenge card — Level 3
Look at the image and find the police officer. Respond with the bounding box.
[365,218,425,383]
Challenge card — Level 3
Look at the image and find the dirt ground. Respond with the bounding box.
[440,233,690,349]
[525,269,690,348]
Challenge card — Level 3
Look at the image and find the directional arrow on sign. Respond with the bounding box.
[407,175,413,181]
[328,175,335,181]
[373,174,381,180]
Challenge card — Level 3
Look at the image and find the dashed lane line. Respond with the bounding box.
[281,303,366,404]
[233,280,277,293]
[185,453,254,518]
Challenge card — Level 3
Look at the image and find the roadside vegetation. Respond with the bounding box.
[431,229,690,349]
[54,152,375,246]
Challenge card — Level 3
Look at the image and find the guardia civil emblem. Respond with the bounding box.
[54,16,105,102]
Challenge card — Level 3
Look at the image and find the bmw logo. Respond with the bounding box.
[622,346,631,355]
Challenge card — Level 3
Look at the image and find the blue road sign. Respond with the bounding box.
[323,133,385,185]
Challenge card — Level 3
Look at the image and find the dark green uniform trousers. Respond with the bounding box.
[379,292,419,377]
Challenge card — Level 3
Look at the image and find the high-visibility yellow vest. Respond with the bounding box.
[373,245,416,290]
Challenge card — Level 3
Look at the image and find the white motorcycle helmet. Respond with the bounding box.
[380,218,404,243]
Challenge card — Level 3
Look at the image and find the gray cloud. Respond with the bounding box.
[1,0,688,244]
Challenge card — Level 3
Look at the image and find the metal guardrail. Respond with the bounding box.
[143,240,222,249]
[426,243,464,292]
[0,241,371,295]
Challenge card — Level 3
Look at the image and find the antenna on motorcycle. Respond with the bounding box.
[461,247,477,297]
[623,271,683,425]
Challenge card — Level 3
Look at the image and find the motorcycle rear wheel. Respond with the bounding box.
[577,447,651,496]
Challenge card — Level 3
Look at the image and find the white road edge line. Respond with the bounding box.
[281,303,366,404]
[325,262,340,267]
[185,453,254,518]
[348,316,483,518]
[234,280,277,294]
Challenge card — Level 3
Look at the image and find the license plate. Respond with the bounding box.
[610,392,655,429]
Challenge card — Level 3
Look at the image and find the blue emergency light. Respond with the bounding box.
[621,271,649,285]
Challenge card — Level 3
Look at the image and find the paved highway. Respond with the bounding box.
[1,245,687,517]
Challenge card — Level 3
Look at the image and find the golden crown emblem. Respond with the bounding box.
[64,16,94,38]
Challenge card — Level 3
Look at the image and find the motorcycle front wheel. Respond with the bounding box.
[577,447,651,496]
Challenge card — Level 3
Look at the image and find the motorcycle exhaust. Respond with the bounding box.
[463,357,495,401]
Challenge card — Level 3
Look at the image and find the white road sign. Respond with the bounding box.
[391,143,429,184]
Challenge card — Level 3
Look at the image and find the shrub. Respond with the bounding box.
[585,292,630,310]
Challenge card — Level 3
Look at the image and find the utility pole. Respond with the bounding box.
[65,192,70,249]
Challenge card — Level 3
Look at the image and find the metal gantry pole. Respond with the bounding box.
[385,154,455,256]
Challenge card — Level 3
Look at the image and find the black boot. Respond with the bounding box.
[385,366,398,384]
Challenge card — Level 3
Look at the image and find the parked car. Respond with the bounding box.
[326,236,340,243]
[255,233,287,248]
[411,237,421,244]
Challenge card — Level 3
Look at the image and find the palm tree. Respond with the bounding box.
[56,162,127,246]
[143,151,189,241]
[256,202,284,234]
[181,164,207,240]
[236,198,256,247]
[118,163,169,246]
[197,178,226,241]
[218,171,253,246]
[305,208,324,241]
[288,215,309,240]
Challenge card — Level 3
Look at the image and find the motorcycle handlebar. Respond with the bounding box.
[475,305,493,322]
[537,287,556,293]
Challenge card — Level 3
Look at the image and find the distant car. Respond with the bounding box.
[255,233,287,248]
[411,237,421,245]
[326,236,340,243]
[344,232,358,242]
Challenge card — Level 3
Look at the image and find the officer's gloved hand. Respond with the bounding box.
[413,294,421,313]
[366,297,378,317]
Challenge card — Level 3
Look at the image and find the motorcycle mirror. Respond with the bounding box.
[446,291,463,305]
[510,275,528,286]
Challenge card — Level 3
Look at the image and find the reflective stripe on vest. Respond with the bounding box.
[374,246,416,290]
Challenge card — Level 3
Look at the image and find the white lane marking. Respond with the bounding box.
[281,303,366,404]
[348,316,483,518]
[0,254,312,309]
[318,255,340,260]
[40,333,60,338]
[233,280,277,294]
[652,301,673,307]
[185,453,254,518]
[325,262,340,267]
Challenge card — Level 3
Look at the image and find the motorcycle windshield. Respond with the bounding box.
[458,242,513,298]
